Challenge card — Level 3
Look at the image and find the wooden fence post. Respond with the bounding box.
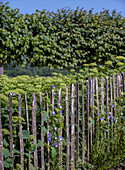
[101,76,104,115]
[113,75,116,117]
[81,81,85,164]
[76,81,79,166]
[90,78,92,151]
[18,94,24,170]
[32,94,38,170]
[58,88,62,168]
[45,92,50,170]
[66,85,70,170]
[0,98,4,170]
[24,94,30,170]
[9,93,14,170]
[86,79,90,162]
[39,93,45,170]
[71,83,75,170]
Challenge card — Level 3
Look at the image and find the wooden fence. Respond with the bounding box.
[0,73,125,170]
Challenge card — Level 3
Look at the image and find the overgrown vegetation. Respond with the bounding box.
[0,66,125,169]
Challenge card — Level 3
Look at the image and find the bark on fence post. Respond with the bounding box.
[32,94,38,170]
[110,76,113,142]
[24,94,30,170]
[18,94,24,170]
[86,79,90,162]
[58,88,62,168]
[0,98,4,170]
[66,85,70,170]
[90,78,92,151]
[76,81,79,167]
[9,93,14,170]
[71,83,75,170]
[39,93,45,170]
[106,77,109,152]
[45,92,50,170]
[81,81,85,164]
[101,76,104,115]
[95,77,99,143]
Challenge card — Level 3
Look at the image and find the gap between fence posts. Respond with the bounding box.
[0,98,4,170]
[18,93,24,170]
[9,93,14,170]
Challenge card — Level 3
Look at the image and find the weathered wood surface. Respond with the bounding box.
[32,94,38,170]
[18,94,24,170]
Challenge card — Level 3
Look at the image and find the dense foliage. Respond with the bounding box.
[4,63,70,77]
[0,2,125,71]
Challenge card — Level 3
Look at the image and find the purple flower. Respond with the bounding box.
[111,104,115,108]
[12,92,15,96]
[55,136,57,140]
[59,136,63,141]
[55,143,59,147]
[48,137,51,142]
[54,93,56,96]
[60,110,62,115]
[107,122,110,125]
[114,118,117,123]
[48,133,52,137]
[97,113,100,116]
[100,117,103,121]
[106,129,108,132]
[52,112,55,116]
[54,106,56,108]
[108,115,111,119]
[52,85,55,88]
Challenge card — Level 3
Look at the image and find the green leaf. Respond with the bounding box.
[37,140,44,147]
[30,163,35,170]
[3,148,10,158]
[4,158,13,168]
[22,130,30,139]
[51,147,57,157]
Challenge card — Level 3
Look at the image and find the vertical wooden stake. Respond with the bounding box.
[24,94,30,170]
[58,88,62,168]
[76,81,79,167]
[45,92,50,170]
[0,98,4,170]
[101,76,104,115]
[9,93,14,170]
[86,79,90,162]
[18,94,24,170]
[66,85,70,170]
[81,81,85,164]
[113,75,116,117]
[71,83,75,170]
[32,94,38,170]
[90,78,92,151]
[95,77,99,142]
[39,93,45,170]
[92,79,95,139]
